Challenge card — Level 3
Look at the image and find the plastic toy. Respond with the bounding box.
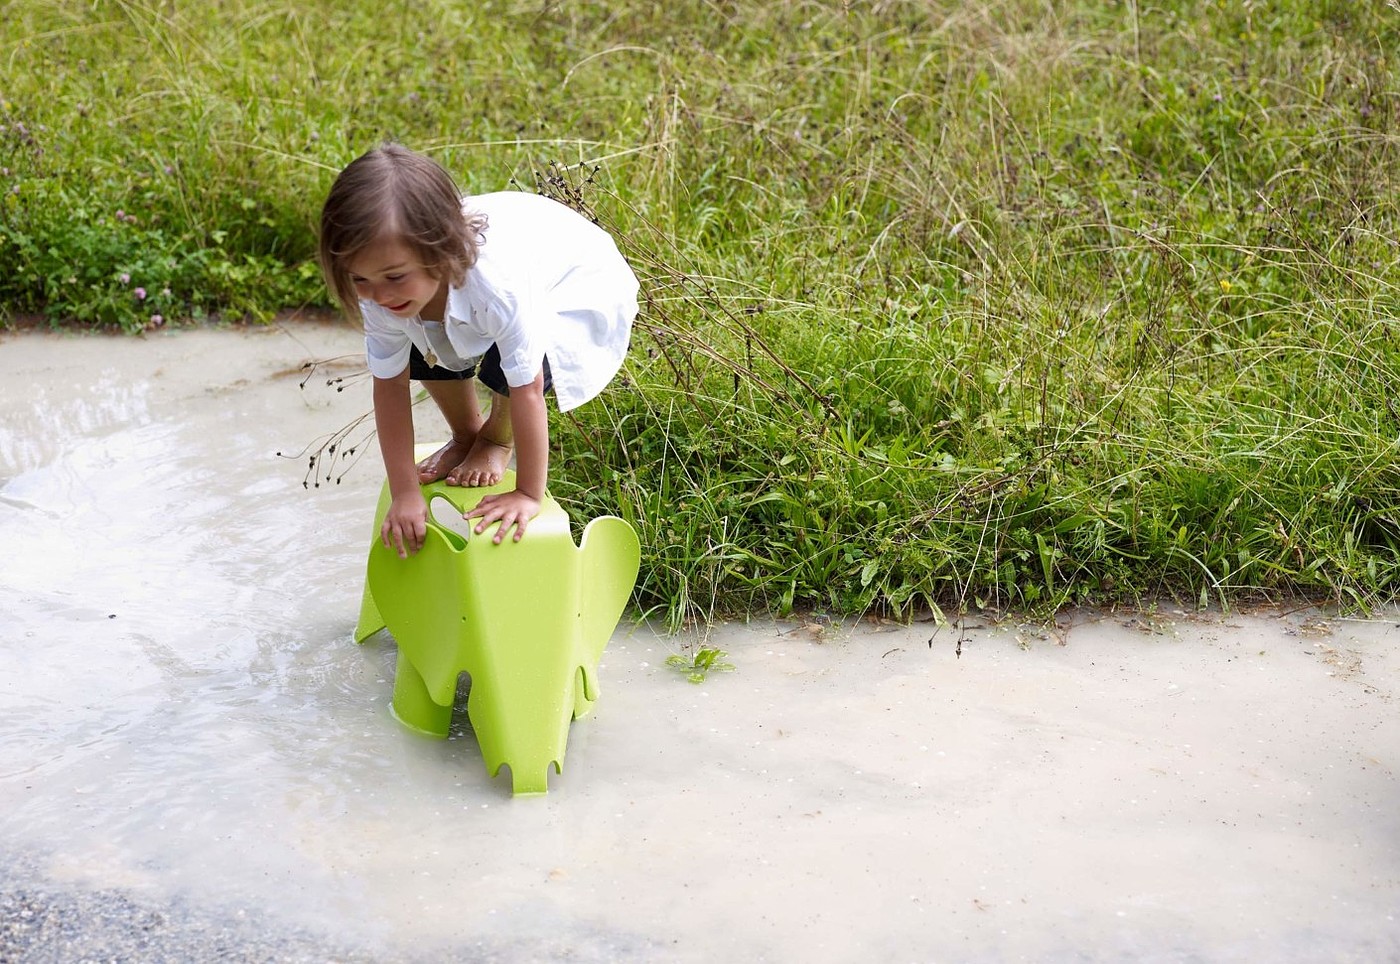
[354,459,639,795]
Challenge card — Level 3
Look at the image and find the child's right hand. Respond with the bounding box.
[381,492,429,558]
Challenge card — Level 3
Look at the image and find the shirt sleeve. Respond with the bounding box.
[362,303,412,378]
[478,269,547,389]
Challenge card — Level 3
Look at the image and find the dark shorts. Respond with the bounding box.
[408,343,553,397]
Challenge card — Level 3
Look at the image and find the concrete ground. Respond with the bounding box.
[1,321,1397,963]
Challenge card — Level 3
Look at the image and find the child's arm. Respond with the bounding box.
[373,370,429,558]
[467,372,547,542]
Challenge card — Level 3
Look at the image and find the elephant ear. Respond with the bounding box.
[365,521,472,707]
[575,516,641,668]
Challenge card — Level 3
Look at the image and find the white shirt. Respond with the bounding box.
[362,191,638,412]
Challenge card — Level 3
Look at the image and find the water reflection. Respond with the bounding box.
[0,369,151,481]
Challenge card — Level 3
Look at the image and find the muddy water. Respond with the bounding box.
[2,322,1399,962]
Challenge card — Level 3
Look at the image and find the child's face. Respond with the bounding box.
[345,238,445,318]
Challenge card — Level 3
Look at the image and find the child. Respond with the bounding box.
[318,144,638,556]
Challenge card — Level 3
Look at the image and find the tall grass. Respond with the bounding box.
[3,0,1398,625]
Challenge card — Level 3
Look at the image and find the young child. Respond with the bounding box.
[318,144,638,556]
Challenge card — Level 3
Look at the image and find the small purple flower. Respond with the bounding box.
[119,273,130,285]
[150,314,164,326]
[115,209,125,219]
[134,287,147,300]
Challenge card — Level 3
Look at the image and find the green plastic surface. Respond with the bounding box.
[354,462,640,796]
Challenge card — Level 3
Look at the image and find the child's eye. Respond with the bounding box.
[386,274,406,282]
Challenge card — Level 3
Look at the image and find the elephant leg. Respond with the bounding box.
[500,762,553,797]
[391,651,453,737]
[572,665,596,720]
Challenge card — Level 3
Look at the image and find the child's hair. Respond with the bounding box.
[318,143,488,319]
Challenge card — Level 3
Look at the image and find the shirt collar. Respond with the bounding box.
[446,282,474,324]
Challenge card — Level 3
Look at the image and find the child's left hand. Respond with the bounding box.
[466,490,541,543]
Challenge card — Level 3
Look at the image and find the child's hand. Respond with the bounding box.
[465,490,541,543]
[382,492,429,558]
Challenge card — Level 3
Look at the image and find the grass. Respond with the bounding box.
[3,0,1398,627]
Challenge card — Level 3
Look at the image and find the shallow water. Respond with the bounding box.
[2,322,1399,962]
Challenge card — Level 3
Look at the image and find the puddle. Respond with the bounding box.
[2,322,1399,961]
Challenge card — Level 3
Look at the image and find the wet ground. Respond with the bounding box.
[1,321,1398,962]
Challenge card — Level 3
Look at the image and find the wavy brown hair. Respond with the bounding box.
[318,143,488,319]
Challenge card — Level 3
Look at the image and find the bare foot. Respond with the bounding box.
[445,437,513,487]
[416,436,474,484]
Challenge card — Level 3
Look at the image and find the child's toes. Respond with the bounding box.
[451,464,481,487]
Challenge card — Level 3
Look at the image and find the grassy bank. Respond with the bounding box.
[3,0,1398,624]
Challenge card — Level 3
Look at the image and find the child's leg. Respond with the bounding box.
[445,390,514,487]
[417,379,484,484]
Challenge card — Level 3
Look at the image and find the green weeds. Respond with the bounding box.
[665,647,736,685]
[2,0,1398,621]
[0,177,316,331]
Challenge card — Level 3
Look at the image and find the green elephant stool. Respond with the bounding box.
[353,462,640,796]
